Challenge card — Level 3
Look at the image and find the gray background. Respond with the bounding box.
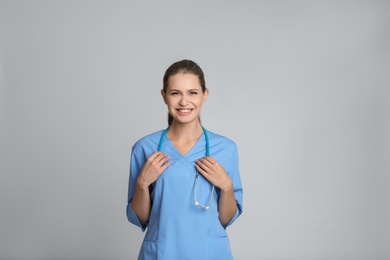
[0,1,389,259]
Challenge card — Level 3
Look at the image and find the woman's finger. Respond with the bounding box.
[196,158,211,172]
[150,151,163,160]
[205,155,217,164]
[195,164,208,176]
[161,160,171,170]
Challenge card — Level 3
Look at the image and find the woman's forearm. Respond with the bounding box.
[218,182,237,227]
[131,179,151,226]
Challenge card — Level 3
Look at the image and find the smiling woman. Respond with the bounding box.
[162,59,208,126]
[162,73,208,127]
[126,59,243,259]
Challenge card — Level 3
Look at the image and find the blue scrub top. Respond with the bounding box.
[126,129,243,260]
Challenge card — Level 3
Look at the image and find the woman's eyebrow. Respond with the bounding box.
[169,88,200,92]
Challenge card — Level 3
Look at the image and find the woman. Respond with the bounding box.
[126,59,243,259]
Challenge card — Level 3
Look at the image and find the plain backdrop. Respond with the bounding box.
[0,1,389,259]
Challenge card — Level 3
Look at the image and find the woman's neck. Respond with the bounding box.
[166,121,203,142]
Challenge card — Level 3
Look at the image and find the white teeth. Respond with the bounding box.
[179,109,191,112]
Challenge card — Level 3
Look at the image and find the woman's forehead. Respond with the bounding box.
[167,73,201,90]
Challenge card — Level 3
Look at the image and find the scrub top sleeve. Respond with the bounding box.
[225,143,243,228]
[126,146,148,232]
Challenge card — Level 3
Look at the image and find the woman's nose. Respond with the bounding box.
[179,95,188,106]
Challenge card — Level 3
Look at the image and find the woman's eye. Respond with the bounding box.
[190,92,198,95]
[171,92,179,96]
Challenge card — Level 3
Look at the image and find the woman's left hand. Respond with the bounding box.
[195,156,233,191]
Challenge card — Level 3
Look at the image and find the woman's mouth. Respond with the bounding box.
[176,108,193,115]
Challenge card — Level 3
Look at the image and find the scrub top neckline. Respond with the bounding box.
[162,131,205,158]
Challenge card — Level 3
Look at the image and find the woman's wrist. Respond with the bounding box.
[136,177,150,190]
[219,179,233,193]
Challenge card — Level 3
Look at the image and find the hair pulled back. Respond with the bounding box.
[163,59,206,126]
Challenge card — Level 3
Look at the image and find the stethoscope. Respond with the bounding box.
[158,126,215,209]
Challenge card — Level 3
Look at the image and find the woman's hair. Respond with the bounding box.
[163,59,206,126]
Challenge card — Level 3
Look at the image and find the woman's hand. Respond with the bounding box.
[195,156,233,191]
[137,152,170,188]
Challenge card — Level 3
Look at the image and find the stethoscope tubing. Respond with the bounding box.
[157,126,214,209]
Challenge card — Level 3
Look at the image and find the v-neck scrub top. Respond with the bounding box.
[126,129,243,260]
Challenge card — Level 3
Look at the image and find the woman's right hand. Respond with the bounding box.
[137,152,170,188]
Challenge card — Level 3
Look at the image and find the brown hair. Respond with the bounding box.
[162,59,206,126]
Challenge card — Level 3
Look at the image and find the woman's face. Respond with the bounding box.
[162,73,208,125]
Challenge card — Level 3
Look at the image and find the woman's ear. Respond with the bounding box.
[161,89,167,104]
[203,88,209,104]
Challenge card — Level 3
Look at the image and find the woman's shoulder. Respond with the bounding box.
[206,129,237,149]
[132,129,165,151]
